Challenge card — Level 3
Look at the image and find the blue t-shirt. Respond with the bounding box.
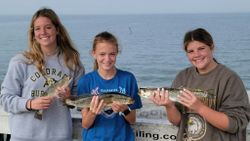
[77,69,142,141]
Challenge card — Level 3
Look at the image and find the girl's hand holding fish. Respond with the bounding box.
[178,88,204,112]
[89,96,105,115]
[112,101,136,124]
[111,102,128,113]
[55,86,71,98]
[81,96,105,129]
[29,96,54,110]
[150,88,175,108]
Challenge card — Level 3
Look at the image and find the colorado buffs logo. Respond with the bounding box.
[186,114,206,140]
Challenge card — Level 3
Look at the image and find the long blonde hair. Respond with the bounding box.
[24,7,82,75]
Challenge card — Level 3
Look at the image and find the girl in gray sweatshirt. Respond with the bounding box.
[0,8,84,141]
[151,28,250,141]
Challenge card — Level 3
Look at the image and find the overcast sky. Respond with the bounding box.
[0,0,250,15]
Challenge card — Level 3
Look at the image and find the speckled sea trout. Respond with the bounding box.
[34,76,71,120]
[64,93,134,109]
[139,87,216,109]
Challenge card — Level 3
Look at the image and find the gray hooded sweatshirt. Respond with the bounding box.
[0,53,84,141]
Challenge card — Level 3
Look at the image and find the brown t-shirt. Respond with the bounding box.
[172,64,250,141]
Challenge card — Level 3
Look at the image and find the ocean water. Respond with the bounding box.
[0,13,250,89]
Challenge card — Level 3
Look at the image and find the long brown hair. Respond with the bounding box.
[24,7,82,75]
[92,31,120,70]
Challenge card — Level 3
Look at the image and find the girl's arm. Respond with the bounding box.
[179,89,229,130]
[81,96,105,129]
[151,89,181,126]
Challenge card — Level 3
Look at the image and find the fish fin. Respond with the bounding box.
[34,110,43,120]
[66,105,75,109]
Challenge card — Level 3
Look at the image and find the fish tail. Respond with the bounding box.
[63,98,76,109]
[64,100,75,109]
[34,110,43,120]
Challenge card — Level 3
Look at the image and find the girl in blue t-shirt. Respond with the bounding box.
[77,31,142,141]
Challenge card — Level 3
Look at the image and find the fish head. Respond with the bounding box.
[139,87,155,98]
[60,76,72,87]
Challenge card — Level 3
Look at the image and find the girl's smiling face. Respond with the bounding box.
[92,41,118,72]
[186,41,216,74]
[33,16,57,50]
